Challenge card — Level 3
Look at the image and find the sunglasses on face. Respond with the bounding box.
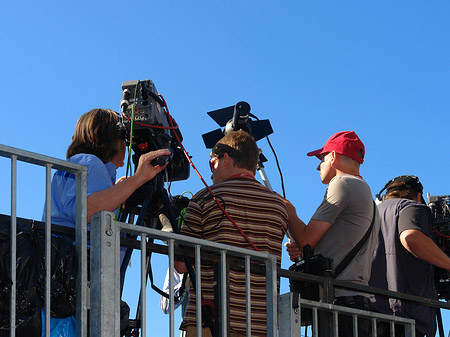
[209,155,224,172]
[320,152,330,162]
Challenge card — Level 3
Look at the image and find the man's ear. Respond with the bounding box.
[414,192,422,203]
[223,152,233,166]
[329,151,337,165]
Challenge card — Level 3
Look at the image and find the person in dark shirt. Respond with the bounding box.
[370,175,450,337]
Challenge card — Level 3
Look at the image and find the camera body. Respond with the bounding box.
[122,80,169,131]
[427,194,450,300]
[120,80,189,182]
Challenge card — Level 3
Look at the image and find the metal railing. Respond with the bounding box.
[2,143,450,337]
[0,144,88,337]
[279,267,450,337]
[90,208,450,337]
[279,292,417,337]
[89,210,279,337]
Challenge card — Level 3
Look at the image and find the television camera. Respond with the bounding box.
[118,78,191,258]
[427,194,450,300]
[120,79,190,187]
[118,79,194,337]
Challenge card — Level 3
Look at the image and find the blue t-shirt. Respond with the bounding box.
[41,154,118,337]
[43,153,117,227]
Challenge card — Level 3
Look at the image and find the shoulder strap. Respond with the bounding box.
[334,201,376,278]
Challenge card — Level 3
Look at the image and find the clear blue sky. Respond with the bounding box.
[1,0,450,335]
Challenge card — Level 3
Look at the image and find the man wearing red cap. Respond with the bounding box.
[286,131,380,337]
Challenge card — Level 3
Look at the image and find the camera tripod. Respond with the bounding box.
[118,172,196,337]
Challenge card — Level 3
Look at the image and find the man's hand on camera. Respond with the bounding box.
[86,149,170,222]
[135,149,171,184]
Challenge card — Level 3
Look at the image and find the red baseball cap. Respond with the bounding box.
[307,131,365,164]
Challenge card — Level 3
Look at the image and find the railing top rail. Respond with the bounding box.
[280,267,450,311]
[116,216,277,263]
[0,144,86,173]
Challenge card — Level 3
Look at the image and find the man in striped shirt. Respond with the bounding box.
[175,130,288,337]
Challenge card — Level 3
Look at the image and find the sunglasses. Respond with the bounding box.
[209,155,224,172]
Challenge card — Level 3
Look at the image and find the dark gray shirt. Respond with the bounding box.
[370,198,436,336]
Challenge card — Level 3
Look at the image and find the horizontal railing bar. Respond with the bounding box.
[117,219,275,262]
[298,298,415,324]
[0,213,268,277]
[0,144,86,173]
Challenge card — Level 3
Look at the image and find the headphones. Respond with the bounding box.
[376,175,424,203]
[115,111,129,145]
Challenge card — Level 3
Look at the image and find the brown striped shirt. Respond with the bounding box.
[179,176,288,336]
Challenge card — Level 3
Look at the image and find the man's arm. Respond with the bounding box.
[284,199,306,247]
[303,219,332,249]
[400,229,450,271]
[284,199,332,259]
[87,149,170,221]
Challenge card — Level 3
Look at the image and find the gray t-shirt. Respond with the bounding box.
[312,174,380,297]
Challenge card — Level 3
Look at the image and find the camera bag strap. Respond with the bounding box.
[334,201,376,278]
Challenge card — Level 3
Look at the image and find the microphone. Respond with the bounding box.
[120,89,131,113]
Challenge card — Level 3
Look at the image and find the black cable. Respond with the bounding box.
[249,113,286,198]
[264,133,286,198]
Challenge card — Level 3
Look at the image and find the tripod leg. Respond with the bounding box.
[119,199,151,296]
[436,308,444,337]
[120,248,134,295]
[119,205,132,295]
[120,199,154,337]
[120,186,200,336]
